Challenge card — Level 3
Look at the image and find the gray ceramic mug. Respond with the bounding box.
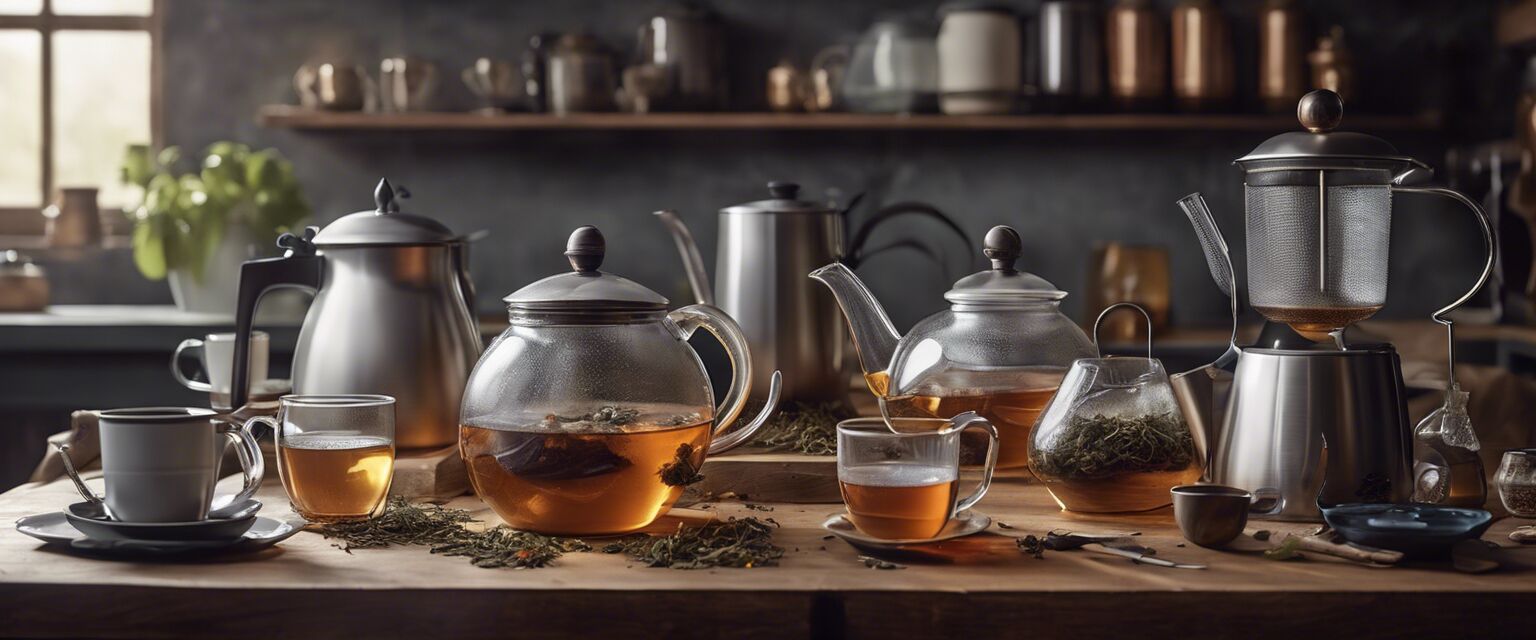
[96,407,265,522]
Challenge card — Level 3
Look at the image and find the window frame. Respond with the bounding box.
[0,0,162,237]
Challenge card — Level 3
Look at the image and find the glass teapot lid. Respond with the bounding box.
[311,179,460,246]
[504,226,669,318]
[944,225,1067,305]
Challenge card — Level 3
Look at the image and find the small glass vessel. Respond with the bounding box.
[459,226,776,535]
[812,225,1097,469]
[1028,304,1200,512]
[1495,449,1536,518]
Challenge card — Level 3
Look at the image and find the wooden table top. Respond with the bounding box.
[3,476,1535,639]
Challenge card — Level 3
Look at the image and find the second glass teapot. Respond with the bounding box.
[459,226,778,535]
[811,225,1096,468]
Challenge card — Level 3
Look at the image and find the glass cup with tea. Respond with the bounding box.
[242,394,396,523]
[836,412,999,540]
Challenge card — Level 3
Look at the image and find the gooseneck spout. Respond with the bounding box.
[808,262,901,380]
[653,210,714,305]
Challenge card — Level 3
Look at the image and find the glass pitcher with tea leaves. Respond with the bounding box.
[459,226,779,536]
[811,225,1096,468]
[1028,304,1201,513]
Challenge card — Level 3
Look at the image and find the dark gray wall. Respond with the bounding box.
[111,0,1502,330]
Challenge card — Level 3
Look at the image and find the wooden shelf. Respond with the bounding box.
[257,105,1443,132]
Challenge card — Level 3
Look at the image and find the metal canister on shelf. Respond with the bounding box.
[1258,0,1305,113]
[1171,0,1233,111]
[1106,0,1166,110]
[1038,0,1104,111]
[766,60,808,113]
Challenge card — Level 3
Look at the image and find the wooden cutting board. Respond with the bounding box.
[694,451,840,503]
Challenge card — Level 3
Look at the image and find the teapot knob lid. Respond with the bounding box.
[767,181,800,200]
[1298,89,1343,133]
[565,225,606,273]
[983,225,1021,272]
[374,178,409,214]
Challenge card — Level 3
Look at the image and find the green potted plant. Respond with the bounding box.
[121,142,310,314]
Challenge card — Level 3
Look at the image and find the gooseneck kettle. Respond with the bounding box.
[229,179,483,448]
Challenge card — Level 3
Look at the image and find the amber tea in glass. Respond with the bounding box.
[837,414,998,540]
[869,368,1063,469]
[460,404,712,536]
[253,394,396,523]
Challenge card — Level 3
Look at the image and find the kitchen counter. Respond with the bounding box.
[2,476,1533,639]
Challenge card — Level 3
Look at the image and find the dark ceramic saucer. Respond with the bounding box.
[1322,503,1494,558]
[16,511,298,558]
[64,499,261,542]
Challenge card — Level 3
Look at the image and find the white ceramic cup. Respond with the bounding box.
[95,407,265,523]
[172,331,269,406]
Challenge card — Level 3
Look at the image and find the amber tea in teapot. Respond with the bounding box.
[461,404,712,536]
[867,369,1064,468]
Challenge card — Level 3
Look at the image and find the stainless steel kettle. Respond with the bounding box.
[656,181,968,404]
[229,179,483,449]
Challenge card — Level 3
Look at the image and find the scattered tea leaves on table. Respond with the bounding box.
[860,555,906,570]
[744,503,775,512]
[314,496,476,551]
[1017,535,1047,559]
[1253,530,1272,542]
[1263,537,1304,561]
[658,443,705,487]
[614,517,784,569]
[997,521,1016,530]
[432,528,590,569]
[748,400,853,455]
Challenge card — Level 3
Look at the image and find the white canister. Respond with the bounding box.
[937,3,1022,115]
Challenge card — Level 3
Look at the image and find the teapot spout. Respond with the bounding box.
[808,262,901,381]
[653,210,714,305]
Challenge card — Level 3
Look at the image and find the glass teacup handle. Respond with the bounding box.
[950,411,1000,515]
[665,304,777,453]
[210,417,267,514]
[170,338,212,392]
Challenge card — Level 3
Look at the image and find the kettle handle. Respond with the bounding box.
[229,228,322,410]
[845,201,970,275]
[666,304,775,452]
[1389,182,1496,388]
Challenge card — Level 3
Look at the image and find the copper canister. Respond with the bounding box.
[1106,0,1167,110]
[1258,0,1305,112]
[1171,0,1233,111]
[1308,26,1354,103]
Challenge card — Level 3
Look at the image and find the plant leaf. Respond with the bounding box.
[131,216,167,280]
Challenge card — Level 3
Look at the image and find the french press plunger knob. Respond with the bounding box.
[1297,89,1344,133]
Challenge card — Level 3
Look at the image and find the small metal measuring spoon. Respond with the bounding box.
[51,442,103,506]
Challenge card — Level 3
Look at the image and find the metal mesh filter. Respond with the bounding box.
[1244,181,1391,325]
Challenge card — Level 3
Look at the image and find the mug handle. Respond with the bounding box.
[950,411,999,516]
[170,338,212,392]
[214,417,267,509]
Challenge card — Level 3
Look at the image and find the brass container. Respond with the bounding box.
[1308,26,1354,103]
[1171,0,1233,111]
[42,187,101,249]
[1106,0,1167,109]
[766,60,807,113]
[1085,243,1170,341]
[1258,0,1305,113]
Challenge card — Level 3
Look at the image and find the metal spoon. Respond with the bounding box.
[51,442,103,505]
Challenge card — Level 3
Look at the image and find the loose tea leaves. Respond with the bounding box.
[747,400,853,455]
[608,517,784,569]
[1016,535,1047,559]
[860,555,906,570]
[658,443,705,487]
[1030,412,1194,480]
[316,497,476,551]
[432,528,591,569]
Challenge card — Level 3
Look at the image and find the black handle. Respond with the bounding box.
[844,201,971,273]
[229,228,322,411]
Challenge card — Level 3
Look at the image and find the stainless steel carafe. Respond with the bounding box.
[229,179,483,449]
[656,182,968,404]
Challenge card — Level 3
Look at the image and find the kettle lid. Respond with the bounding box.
[504,226,669,311]
[945,225,1066,304]
[722,182,837,216]
[1234,90,1424,173]
[311,179,460,246]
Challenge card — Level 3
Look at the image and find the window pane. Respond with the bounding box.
[53,0,151,15]
[0,0,42,15]
[0,30,40,207]
[53,30,150,208]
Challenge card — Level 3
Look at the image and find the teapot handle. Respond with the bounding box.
[666,304,777,453]
[230,228,322,410]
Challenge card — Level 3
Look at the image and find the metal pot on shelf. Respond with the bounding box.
[229,179,483,449]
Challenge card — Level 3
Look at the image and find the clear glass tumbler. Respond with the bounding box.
[245,394,396,523]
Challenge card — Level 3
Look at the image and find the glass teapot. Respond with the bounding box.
[811,225,1096,469]
[459,226,779,535]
